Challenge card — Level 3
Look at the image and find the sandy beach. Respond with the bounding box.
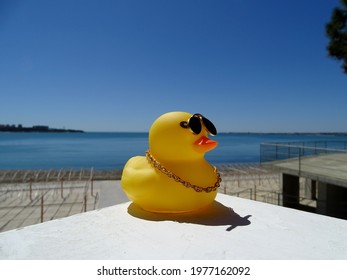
[0,164,316,233]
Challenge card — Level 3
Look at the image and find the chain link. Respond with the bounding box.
[146,150,221,193]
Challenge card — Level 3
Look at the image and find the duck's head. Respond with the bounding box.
[149,112,218,161]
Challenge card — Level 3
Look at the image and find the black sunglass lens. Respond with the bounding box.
[189,116,201,134]
[202,117,217,135]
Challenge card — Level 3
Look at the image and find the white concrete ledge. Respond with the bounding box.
[0,193,346,259]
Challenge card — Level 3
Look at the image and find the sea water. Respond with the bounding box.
[0,132,347,170]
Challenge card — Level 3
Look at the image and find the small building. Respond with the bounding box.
[261,141,347,220]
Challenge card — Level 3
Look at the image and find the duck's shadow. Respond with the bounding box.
[127,201,251,231]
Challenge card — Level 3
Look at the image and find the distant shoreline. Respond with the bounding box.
[0,125,83,133]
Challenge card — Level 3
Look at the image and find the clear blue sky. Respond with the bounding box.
[1,0,346,132]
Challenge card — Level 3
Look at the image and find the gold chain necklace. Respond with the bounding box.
[145,150,221,193]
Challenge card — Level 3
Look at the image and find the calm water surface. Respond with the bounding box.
[1,132,347,170]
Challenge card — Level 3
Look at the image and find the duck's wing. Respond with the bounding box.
[121,156,156,196]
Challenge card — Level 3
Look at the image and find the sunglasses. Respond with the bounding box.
[180,113,217,136]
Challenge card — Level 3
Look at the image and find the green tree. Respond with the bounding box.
[326,0,347,73]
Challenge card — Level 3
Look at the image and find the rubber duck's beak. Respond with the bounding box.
[194,136,218,153]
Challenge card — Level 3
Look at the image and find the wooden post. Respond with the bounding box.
[84,193,87,212]
[91,179,94,196]
[41,196,44,223]
[29,180,33,201]
[90,167,94,196]
[61,180,64,199]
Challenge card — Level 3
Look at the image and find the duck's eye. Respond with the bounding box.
[180,121,188,129]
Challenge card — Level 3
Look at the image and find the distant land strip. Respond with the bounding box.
[0,124,83,133]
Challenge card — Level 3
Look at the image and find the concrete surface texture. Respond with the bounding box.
[0,193,346,260]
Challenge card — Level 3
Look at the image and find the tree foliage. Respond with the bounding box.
[326,0,347,73]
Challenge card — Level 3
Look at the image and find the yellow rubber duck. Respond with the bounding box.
[121,111,221,213]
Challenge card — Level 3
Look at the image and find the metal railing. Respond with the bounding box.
[0,168,122,184]
[0,181,98,228]
[0,169,103,232]
[259,140,347,189]
[219,172,319,208]
[260,141,347,164]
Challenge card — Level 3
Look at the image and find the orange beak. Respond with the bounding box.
[194,136,218,153]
